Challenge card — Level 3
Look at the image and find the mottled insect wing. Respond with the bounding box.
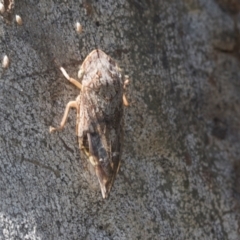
[77,50,124,198]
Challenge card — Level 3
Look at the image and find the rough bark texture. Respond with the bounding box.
[0,0,240,239]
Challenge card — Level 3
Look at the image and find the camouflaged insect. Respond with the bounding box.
[50,49,129,198]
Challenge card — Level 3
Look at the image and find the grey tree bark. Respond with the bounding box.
[0,0,240,239]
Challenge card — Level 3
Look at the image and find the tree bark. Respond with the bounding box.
[0,0,240,239]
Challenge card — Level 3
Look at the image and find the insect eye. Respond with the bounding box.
[78,69,85,79]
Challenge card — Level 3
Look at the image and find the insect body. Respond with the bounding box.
[50,49,129,198]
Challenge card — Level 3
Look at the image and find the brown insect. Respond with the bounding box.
[50,49,129,198]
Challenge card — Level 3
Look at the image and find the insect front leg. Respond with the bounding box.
[49,101,79,133]
[123,94,129,107]
[123,78,130,106]
[60,67,82,90]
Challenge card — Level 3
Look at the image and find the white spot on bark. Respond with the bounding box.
[2,55,9,69]
[16,15,23,25]
[0,3,5,14]
[75,22,82,33]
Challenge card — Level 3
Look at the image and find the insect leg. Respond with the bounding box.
[123,94,129,107]
[123,78,130,106]
[49,101,79,133]
[60,67,82,90]
[123,78,130,89]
